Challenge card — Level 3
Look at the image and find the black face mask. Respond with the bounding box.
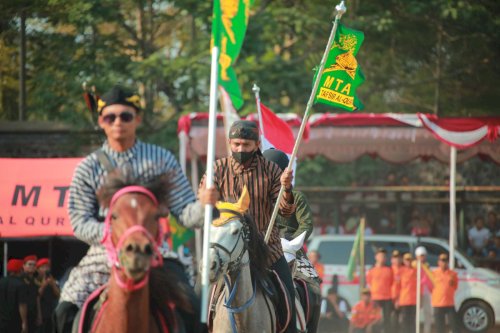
[232,151,255,164]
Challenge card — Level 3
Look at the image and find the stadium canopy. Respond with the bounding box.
[177,112,500,165]
[178,112,500,270]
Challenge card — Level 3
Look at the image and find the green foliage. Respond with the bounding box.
[0,0,499,130]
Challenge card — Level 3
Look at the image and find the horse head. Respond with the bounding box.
[98,172,171,290]
[208,186,251,283]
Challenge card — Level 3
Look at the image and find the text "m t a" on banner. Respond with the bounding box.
[0,158,82,238]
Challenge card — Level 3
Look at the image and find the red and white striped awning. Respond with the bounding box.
[177,113,500,164]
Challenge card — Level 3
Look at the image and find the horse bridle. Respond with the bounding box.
[101,186,164,291]
[210,209,258,333]
[209,209,250,275]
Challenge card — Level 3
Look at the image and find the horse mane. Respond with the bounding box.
[97,169,173,209]
[150,267,193,314]
[243,213,270,280]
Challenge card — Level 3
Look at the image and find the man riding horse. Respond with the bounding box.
[56,86,214,333]
[198,120,298,333]
[263,148,322,333]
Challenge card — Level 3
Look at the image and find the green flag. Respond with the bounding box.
[212,0,254,109]
[346,222,362,281]
[314,23,365,111]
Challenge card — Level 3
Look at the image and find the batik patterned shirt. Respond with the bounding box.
[69,140,203,245]
[201,155,295,264]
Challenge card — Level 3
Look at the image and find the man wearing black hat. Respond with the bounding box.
[57,85,214,332]
[199,120,297,333]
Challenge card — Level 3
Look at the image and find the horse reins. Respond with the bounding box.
[101,185,164,291]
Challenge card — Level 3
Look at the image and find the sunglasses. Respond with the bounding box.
[102,111,135,125]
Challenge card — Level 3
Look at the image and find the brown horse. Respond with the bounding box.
[73,173,191,333]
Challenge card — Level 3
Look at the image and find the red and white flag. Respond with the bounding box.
[258,102,297,177]
[258,102,294,154]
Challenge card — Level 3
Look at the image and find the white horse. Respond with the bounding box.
[208,187,280,333]
[281,233,322,333]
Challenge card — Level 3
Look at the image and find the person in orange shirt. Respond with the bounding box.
[349,288,382,333]
[366,248,393,333]
[432,253,459,333]
[390,250,402,332]
[309,250,325,284]
[394,253,417,332]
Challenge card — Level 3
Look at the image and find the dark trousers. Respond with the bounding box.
[271,256,297,333]
[374,299,393,333]
[400,305,416,333]
[434,306,458,333]
[391,306,400,333]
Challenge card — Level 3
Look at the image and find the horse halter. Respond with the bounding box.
[101,186,164,291]
[210,209,250,274]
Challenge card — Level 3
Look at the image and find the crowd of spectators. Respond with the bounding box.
[309,166,500,270]
[0,255,59,333]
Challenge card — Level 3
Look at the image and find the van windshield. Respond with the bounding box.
[317,241,363,265]
[419,241,475,267]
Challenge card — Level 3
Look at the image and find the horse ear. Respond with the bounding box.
[289,231,307,251]
[235,186,250,213]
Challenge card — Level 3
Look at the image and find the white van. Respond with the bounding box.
[308,234,500,333]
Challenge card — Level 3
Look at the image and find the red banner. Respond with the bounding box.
[0,158,82,238]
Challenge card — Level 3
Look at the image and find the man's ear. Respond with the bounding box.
[135,113,142,125]
[97,115,105,130]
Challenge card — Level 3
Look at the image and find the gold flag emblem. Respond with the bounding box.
[323,33,359,79]
[221,0,239,44]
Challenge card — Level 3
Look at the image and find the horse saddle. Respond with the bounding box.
[72,285,183,333]
[259,269,293,332]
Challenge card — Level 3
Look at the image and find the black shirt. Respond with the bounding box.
[39,279,59,319]
[0,275,28,331]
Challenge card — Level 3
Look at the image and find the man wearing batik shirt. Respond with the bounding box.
[199,120,297,333]
[57,85,214,333]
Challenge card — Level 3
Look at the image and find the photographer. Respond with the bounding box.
[36,259,60,333]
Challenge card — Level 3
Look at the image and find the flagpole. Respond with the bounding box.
[264,1,347,243]
[359,216,366,291]
[219,87,233,155]
[252,83,265,136]
[416,258,422,333]
[200,45,218,323]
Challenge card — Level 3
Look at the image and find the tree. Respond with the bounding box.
[0,0,498,129]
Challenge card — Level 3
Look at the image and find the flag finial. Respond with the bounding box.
[252,83,260,94]
[336,1,347,15]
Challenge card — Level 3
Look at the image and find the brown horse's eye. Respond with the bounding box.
[111,213,118,220]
